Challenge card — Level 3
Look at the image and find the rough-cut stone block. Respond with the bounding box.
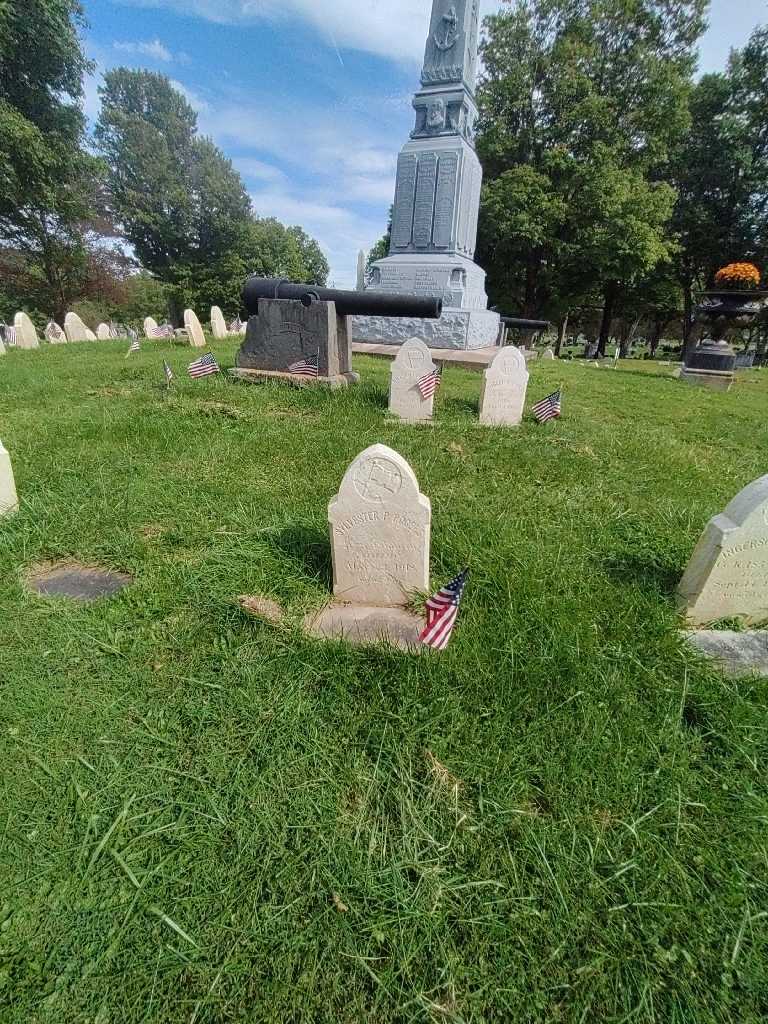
[14,312,40,349]
[479,346,529,426]
[685,629,768,678]
[389,338,436,422]
[329,443,431,607]
[210,306,228,340]
[679,474,768,625]
[304,604,426,652]
[353,307,501,351]
[184,309,206,348]
[0,440,19,515]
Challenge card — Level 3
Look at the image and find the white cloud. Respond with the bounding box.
[234,158,288,184]
[116,0,503,63]
[169,80,212,114]
[114,39,175,62]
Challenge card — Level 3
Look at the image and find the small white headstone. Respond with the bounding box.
[679,475,768,625]
[14,312,40,349]
[210,306,228,340]
[541,348,555,360]
[0,336,5,356]
[328,444,431,607]
[64,312,90,343]
[0,440,19,516]
[184,308,206,348]
[97,323,111,340]
[144,317,158,339]
[45,322,66,344]
[479,346,529,427]
[389,338,436,422]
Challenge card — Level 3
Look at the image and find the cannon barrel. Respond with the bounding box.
[242,277,442,319]
[500,316,550,330]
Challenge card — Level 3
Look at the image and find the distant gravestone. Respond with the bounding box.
[0,440,19,516]
[45,322,66,344]
[144,317,158,339]
[0,336,5,357]
[97,323,111,340]
[389,338,437,423]
[541,347,555,361]
[678,475,768,625]
[479,346,529,427]
[14,312,40,349]
[184,308,206,348]
[64,312,90,343]
[329,444,431,607]
[210,306,228,340]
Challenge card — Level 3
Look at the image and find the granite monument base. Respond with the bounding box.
[367,253,490,310]
[229,367,359,389]
[353,307,501,351]
[680,368,734,392]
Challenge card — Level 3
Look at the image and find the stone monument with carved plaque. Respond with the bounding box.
[355,0,500,351]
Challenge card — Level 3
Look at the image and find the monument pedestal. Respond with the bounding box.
[353,307,500,350]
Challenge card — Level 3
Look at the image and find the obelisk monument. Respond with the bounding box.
[355,0,500,350]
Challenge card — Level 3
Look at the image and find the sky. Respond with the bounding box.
[82,0,768,288]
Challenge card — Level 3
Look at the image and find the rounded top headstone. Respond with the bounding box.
[334,444,426,510]
[487,345,528,378]
[721,474,768,531]
[64,311,89,342]
[14,311,40,349]
[392,337,435,373]
[184,308,206,347]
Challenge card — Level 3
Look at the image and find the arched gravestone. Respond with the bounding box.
[210,306,228,340]
[144,317,158,338]
[45,322,66,344]
[184,308,206,348]
[14,312,40,349]
[479,345,529,426]
[679,475,768,625]
[97,323,111,340]
[0,440,19,515]
[328,444,431,607]
[542,348,555,360]
[0,336,5,357]
[389,337,437,422]
[64,312,90,342]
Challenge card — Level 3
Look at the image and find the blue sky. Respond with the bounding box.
[82,0,767,288]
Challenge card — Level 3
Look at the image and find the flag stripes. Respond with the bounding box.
[532,389,562,423]
[188,352,220,378]
[420,569,469,651]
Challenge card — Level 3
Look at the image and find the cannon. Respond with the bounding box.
[242,276,442,320]
[499,316,550,331]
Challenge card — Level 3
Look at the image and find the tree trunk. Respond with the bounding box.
[650,320,662,358]
[681,281,695,364]
[597,282,618,357]
[555,312,569,357]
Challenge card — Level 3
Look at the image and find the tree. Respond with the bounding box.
[0,0,101,320]
[366,206,393,281]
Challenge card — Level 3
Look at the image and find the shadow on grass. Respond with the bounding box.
[602,550,682,596]
[441,395,480,417]
[269,522,333,590]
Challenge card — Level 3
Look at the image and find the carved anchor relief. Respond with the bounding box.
[433,6,458,51]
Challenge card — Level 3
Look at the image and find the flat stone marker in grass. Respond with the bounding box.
[14,312,40,349]
[25,562,133,602]
[0,441,19,515]
[184,308,206,348]
[389,338,436,423]
[678,474,768,625]
[479,345,529,427]
[210,306,228,340]
[65,312,95,342]
[329,443,431,606]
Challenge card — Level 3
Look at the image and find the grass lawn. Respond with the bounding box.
[1,337,767,1023]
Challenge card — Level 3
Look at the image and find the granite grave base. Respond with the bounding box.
[353,307,501,351]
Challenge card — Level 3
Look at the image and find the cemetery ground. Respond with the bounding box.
[1,339,768,1024]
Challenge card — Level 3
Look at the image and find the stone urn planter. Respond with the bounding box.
[683,288,768,391]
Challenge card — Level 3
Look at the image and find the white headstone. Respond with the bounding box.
[14,312,40,349]
[389,338,437,422]
[679,475,768,625]
[64,312,90,343]
[0,336,5,356]
[0,440,19,516]
[97,323,111,340]
[541,348,555,360]
[210,306,228,340]
[45,322,66,344]
[479,346,529,427]
[184,308,206,348]
[329,444,431,607]
[144,317,158,339]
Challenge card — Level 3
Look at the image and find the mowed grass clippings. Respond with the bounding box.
[0,337,767,1023]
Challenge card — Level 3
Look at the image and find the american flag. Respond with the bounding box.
[532,388,562,423]
[45,321,63,341]
[613,346,620,366]
[420,569,469,651]
[151,323,174,338]
[417,366,442,400]
[126,338,141,357]
[228,316,243,333]
[163,360,174,386]
[1,324,16,346]
[288,354,319,378]
[188,352,220,378]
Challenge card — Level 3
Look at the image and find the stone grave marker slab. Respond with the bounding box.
[26,562,133,602]
[210,306,228,340]
[64,312,91,343]
[389,338,436,422]
[679,474,768,625]
[184,308,206,348]
[0,441,19,515]
[97,323,111,340]
[46,322,66,344]
[542,348,555,360]
[144,317,158,338]
[328,443,431,607]
[0,336,5,357]
[14,312,40,349]
[479,345,529,427]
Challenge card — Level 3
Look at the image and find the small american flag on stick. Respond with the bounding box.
[163,360,174,386]
[45,321,63,341]
[228,316,243,334]
[151,323,174,339]
[417,366,442,400]
[420,569,469,651]
[126,338,141,357]
[532,388,562,423]
[188,352,220,379]
[2,325,16,346]
[288,354,319,378]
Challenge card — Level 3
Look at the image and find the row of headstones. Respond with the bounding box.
[389,338,542,426]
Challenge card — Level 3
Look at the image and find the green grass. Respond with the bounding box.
[1,337,767,1022]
